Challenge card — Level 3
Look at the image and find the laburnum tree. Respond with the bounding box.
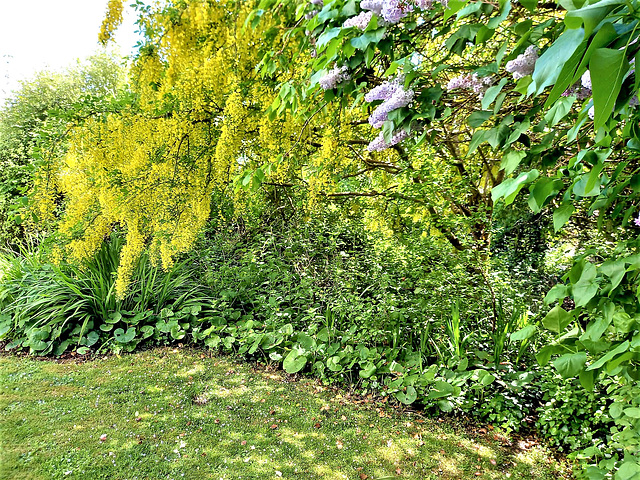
[0,53,126,245]
[250,0,640,477]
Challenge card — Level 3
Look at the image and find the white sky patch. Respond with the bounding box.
[0,0,142,104]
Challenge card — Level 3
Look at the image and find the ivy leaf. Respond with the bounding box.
[590,48,629,131]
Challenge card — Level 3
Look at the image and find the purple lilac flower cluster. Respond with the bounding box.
[344,11,374,29]
[319,66,351,90]
[364,78,414,150]
[505,46,538,80]
[367,129,410,151]
[365,79,414,128]
[310,0,323,5]
[446,73,494,99]
[635,214,640,227]
[562,71,592,100]
[359,0,439,24]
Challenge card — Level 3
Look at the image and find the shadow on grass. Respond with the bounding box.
[0,347,570,480]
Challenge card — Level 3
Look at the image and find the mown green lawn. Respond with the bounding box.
[1,347,570,479]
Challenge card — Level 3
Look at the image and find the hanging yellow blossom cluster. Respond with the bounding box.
[98,0,124,45]
[42,0,290,297]
[39,0,413,296]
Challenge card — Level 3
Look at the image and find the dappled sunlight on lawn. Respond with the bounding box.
[0,348,570,480]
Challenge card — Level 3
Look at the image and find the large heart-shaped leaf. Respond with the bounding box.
[283,349,307,373]
[114,327,136,344]
[542,305,573,333]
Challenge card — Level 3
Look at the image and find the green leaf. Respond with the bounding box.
[528,177,562,213]
[114,327,136,343]
[510,324,536,341]
[600,259,625,292]
[544,284,569,304]
[396,385,417,404]
[467,110,493,127]
[581,315,612,342]
[85,331,100,347]
[616,460,640,480]
[553,352,587,378]
[359,362,376,378]
[624,408,640,419]
[170,324,185,340]
[613,311,636,333]
[519,0,536,12]
[317,327,330,342]
[500,150,526,175]
[105,311,122,324]
[579,369,595,391]
[487,0,511,29]
[326,355,343,372]
[590,48,629,131]
[573,161,605,197]
[544,96,575,126]
[553,204,575,232]
[542,305,573,333]
[140,325,154,339]
[586,341,630,370]
[481,78,508,110]
[530,28,585,96]
[480,373,496,386]
[428,380,455,399]
[572,262,599,307]
[491,170,540,205]
[565,0,624,37]
[283,349,307,373]
[297,333,317,352]
[468,129,488,155]
[444,0,470,21]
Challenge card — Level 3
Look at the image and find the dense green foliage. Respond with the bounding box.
[0,53,126,245]
[2,0,640,477]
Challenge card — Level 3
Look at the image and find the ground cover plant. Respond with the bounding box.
[0,347,569,480]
